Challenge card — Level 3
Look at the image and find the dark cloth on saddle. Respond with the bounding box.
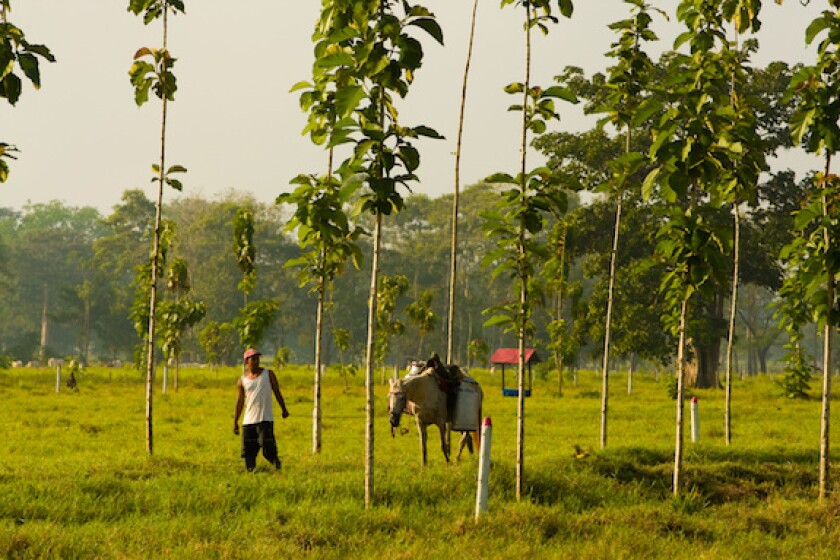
[426,354,462,418]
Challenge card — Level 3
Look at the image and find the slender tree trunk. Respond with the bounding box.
[600,127,628,449]
[447,0,480,365]
[313,262,326,455]
[819,153,833,502]
[554,227,566,396]
[39,284,48,362]
[514,1,532,504]
[725,205,739,446]
[82,289,91,365]
[364,213,382,509]
[144,5,171,456]
[724,29,741,445]
[555,293,564,396]
[673,295,689,496]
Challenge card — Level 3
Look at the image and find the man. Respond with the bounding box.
[233,348,290,471]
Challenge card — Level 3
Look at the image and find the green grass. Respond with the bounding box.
[1,365,838,558]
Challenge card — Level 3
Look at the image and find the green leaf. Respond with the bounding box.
[408,17,444,46]
[541,85,578,104]
[335,85,366,117]
[289,80,312,92]
[17,53,40,88]
[641,168,659,201]
[2,73,22,105]
[26,44,55,63]
[805,15,830,45]
[558,0,574,18]
[412,125,444,140]
[485,172,515,184]
[483,314,513,328]
[790,107,816,147]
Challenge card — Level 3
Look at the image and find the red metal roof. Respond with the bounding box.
[489,348,540,365]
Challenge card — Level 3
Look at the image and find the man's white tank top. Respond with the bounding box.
[241,370,274,424]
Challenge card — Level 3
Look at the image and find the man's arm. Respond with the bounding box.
[268,370,290,418]
[233,378,245,434]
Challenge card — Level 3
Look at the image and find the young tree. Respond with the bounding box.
[232,208,256,305]
[336,0,443,509]
[593,0,658,450]
[405,289,439,358]
[127,0,187,456]
[719,0,765,447]
[643,0,759,495]
[374,274,409,368]
[784,0,840,501]
[447,0,480,364]
[282,0,367,454]
[230,207,279,355]
[279,175,362,454]
[485,0,575,501]
[157,256,206,390]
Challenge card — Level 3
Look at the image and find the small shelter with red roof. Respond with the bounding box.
[490,348,540,397]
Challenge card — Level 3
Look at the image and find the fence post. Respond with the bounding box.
[475,417,493,521]
[690,396,699,443]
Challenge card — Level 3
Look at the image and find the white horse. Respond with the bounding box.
[388,365,482,466]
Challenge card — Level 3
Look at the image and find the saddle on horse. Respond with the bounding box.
[425,353,462,418]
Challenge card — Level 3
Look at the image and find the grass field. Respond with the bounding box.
[1,364,839,559]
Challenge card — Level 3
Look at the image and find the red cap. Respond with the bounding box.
[243,348,261,362]
[483,417,492,427]
[691,396,697,403]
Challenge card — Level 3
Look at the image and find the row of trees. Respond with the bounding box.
[280,0,840,503]
[0,170,807,371]
[5,0,840,502]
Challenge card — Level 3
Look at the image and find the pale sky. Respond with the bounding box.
[2,1,825,214]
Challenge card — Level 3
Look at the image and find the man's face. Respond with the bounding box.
[247,355,260,371]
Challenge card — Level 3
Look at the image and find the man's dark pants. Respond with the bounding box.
[241,421,281,471]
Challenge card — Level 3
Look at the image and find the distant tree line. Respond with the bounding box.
[0,161,820,377]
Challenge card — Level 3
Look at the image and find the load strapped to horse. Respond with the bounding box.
[388,354,483,466]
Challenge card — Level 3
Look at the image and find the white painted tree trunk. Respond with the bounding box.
[313,273,325,455]
[819,180,834,501]
[673,296,689,496]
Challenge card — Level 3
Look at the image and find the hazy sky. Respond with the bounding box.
[2,1,825,214]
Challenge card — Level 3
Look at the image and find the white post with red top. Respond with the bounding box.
[475,416,492,521]
[690,396,699,443]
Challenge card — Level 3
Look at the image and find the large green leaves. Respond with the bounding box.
[278,173,364,289]
[0,10,55,183]
[233,299,280,350]
[0,20,54,106]
[129,47,178,105]
[128,0,185,24]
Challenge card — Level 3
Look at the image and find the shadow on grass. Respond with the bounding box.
[498,446,821,509]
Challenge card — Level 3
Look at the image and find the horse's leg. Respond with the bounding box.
[457,431,474,460]
[440,423,450,463]
[417,417,427,467]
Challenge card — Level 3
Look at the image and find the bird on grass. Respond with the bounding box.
[573,444,591,459]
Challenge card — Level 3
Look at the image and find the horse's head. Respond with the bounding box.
[388,378,407,437]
